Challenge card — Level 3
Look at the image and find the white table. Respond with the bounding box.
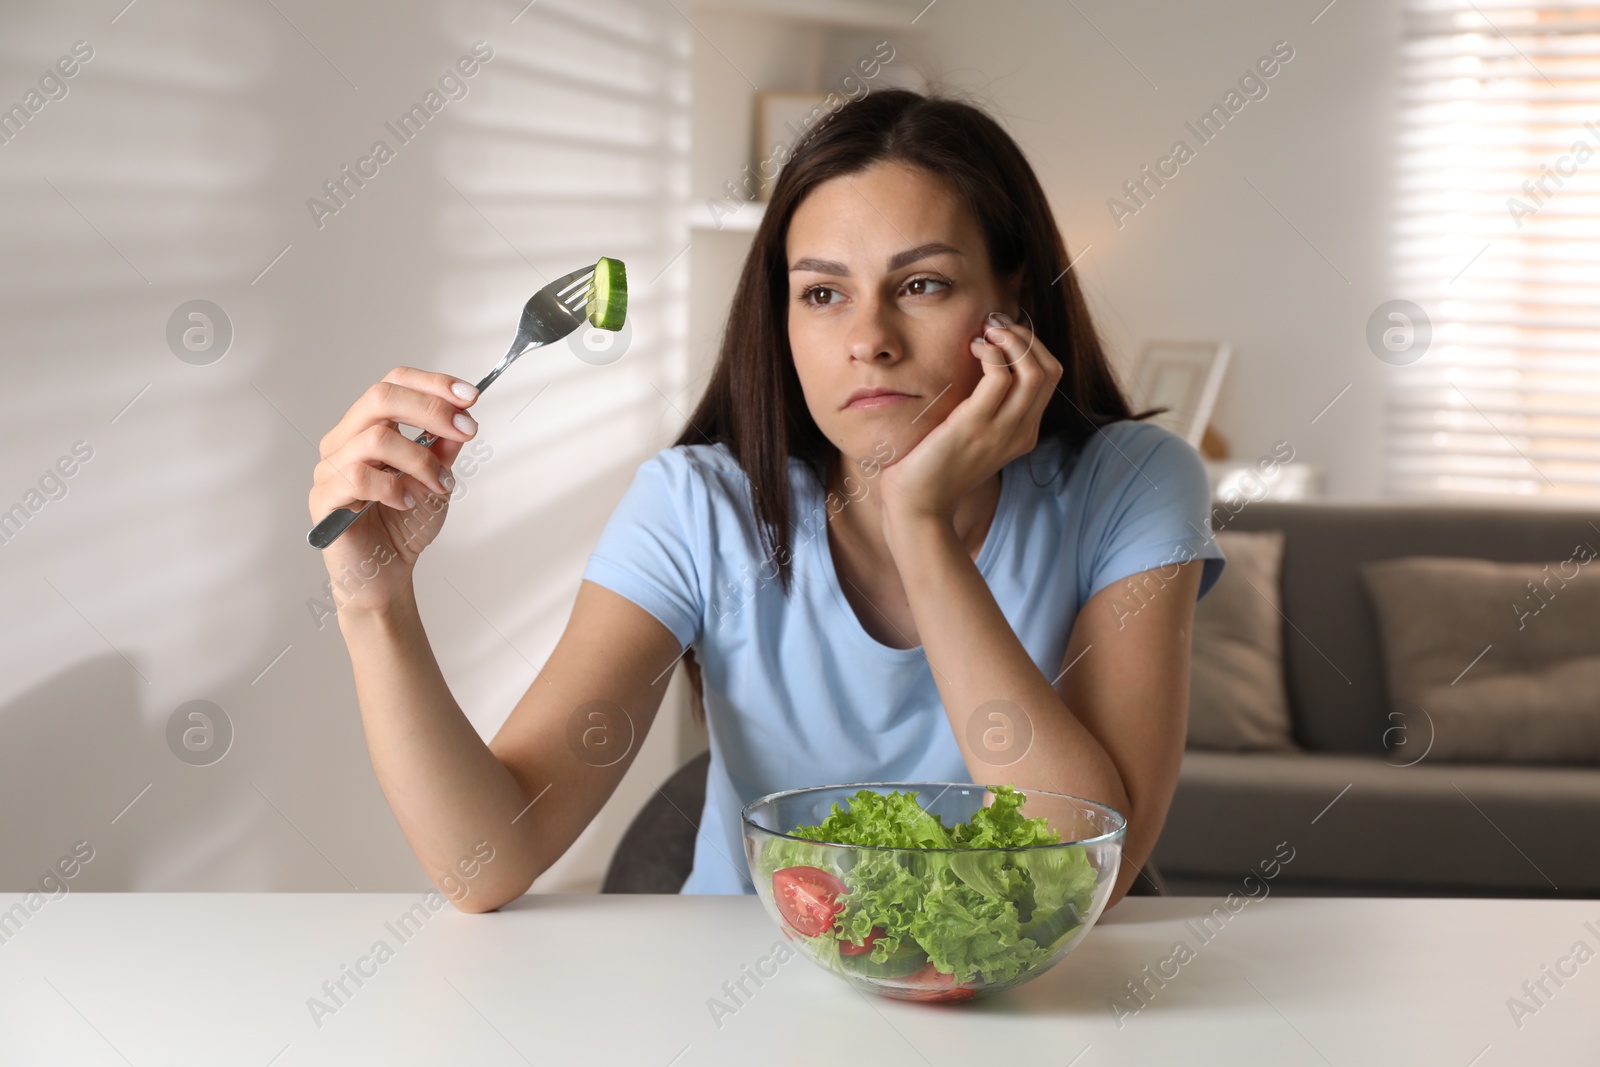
[1,893,1595,1065]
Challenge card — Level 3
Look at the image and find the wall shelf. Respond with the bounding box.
[688,201,766,232]
[691,0,931,31]
[684,0,925,386]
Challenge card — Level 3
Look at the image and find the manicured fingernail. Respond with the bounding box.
[440,469,456,492]
[987,312,1012,327]
[453,412,477,435]
[984,326,1006,344]
[452,381,478,401]
[403,492,416,509]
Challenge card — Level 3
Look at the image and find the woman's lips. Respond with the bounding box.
[845,393,915,410]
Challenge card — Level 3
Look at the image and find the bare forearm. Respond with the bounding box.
[886,515,1131,816]
[1106,798,1172,906]
[337,587,538,909]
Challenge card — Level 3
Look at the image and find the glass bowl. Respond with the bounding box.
[741,782,1126,1002]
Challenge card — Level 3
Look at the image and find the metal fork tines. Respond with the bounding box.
[306,263,596,550]
[475,263,596,400]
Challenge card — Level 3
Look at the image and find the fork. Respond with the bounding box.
[306,262,597,550]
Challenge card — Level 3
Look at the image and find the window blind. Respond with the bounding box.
[1389,0,1600,501]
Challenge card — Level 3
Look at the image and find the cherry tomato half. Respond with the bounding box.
[772,865,847,938]
[898,961,978,1003]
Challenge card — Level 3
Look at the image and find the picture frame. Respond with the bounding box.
[754,91,831,202]
[1132,341,1232,449]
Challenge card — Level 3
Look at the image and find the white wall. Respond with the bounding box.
[2,0,1411,895]
[909,0,1403,499]
[0,0,700,894]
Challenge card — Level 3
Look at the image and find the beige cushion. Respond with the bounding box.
[1360,554,1600,764]
[1187,529,1297,752]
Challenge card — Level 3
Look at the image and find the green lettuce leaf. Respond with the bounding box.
[790,788,955,850]
[1018,844,1098,917]
[909,881,1042,985]
[828,848,926,959]
[950,785,1062,849]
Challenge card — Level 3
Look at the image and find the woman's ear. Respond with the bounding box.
[1003,268,1025,321]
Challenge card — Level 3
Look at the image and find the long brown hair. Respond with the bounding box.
[670,86,1163,725]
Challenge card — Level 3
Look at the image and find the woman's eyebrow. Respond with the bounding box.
[788,242,964,276]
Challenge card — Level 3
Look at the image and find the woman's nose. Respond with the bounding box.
[845,299,900,362]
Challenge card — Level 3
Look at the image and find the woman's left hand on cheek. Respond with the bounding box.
[879,311,1065,524]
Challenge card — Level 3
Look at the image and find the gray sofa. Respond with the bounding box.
[1150,501,1600,898]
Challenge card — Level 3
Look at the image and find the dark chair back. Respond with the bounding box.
[601,749,709,893]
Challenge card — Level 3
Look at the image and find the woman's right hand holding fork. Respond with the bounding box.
[307,366,482,616]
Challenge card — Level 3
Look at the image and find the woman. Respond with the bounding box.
[308,88,1226,913]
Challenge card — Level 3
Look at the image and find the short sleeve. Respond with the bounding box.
[580,449,705,649]
[1082,423,1227,604]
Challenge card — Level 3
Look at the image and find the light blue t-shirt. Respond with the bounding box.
[580,419,1226,895]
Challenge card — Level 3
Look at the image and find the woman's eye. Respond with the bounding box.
[799,277,949,306]
[904,276,951,297]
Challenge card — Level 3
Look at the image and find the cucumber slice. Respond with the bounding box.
[1020,901,1084,952]
[587,256,627,331]
[839,937,929,980]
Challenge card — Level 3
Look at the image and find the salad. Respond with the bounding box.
[756,785,1099,997]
